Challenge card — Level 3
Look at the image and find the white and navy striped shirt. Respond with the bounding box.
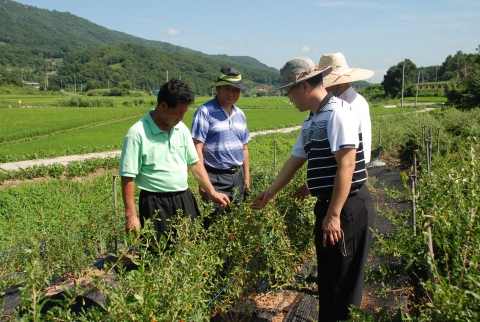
[191,97,250,169]
[291,93,367,196]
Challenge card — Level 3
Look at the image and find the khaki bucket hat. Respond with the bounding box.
[319,53,375,88]
[272,56,332,91]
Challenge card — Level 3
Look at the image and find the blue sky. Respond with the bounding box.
[14,0,480,83]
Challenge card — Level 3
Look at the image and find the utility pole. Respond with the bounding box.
[435,66,437,83]
[401,59,405,108]
[74,74,77,92]
[415,70,420,107]
[166,70,169,82]
[457,58,459,80]
[45,67,48,90]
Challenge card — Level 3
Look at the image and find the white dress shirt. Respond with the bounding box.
[338,86,372,164]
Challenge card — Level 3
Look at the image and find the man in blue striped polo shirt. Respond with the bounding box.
[250,57,374,322]
[192,68,251,227]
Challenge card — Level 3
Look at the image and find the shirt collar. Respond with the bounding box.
[337,86,357,104]
[312,92,334,115]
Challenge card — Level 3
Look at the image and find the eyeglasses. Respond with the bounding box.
[286,83,300,98]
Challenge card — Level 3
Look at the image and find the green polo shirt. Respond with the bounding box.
[119,109,199,192]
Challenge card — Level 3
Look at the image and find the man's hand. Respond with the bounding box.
[322,213,342,247]
[250,190,274,210]
[198,185,209,199]
[125,210,141,237]
[244,180,251,196]
[293,184,310,201]
[210,191,231,207]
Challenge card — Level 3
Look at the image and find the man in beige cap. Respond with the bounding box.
[250,56,373,322]
[320,52,374,163]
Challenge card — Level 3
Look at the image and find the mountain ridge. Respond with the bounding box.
[0,0,278,73]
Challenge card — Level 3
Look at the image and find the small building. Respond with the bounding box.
[25,82,40,89]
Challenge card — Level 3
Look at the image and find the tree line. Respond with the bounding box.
[375,46,480,109]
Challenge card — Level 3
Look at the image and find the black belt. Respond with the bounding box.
[316,188,359,202]
[204,164,240,174]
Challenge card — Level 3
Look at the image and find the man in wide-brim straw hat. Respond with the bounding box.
[251,56,373,322]
[320,52,374,164]
[191,67,251,228]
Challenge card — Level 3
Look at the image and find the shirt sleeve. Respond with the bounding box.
[291,131,308,158]
[184,127,200,165]
[328,106,360,152]
[191,107,209,143]
[119,132,142,177]
[241,112,251,145]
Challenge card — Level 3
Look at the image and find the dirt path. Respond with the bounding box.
[0,126,301,171]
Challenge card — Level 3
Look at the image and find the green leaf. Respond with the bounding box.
[134,294,144,303]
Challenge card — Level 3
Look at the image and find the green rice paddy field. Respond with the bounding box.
[0,95,428,161]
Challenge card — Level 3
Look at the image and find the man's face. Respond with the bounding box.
[285,82,309,112]
[160,103,189,127]
[216,85,240,107]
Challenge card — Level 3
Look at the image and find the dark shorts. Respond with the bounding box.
[139,189,200,238]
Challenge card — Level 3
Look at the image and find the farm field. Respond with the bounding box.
[0,102,307,162]
[1,106,480,320]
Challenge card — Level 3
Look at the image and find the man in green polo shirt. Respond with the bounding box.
[119,79,230,245]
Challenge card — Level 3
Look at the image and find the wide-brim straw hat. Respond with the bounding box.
[212,67,248,91]
[319,53,375,88]
[272,56,332,92]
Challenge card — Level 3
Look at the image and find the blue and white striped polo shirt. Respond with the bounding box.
[191,97,250,169]
[291,93,367,196]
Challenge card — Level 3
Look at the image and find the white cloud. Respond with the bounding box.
[232,37,246,44]
[429,36,445,40]
[166,28,181,36]
[301,46,310,52]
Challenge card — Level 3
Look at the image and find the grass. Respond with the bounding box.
[403,96,447,103]
[0,106,150,144]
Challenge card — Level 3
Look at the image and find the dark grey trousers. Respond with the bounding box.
[203,167,244,228]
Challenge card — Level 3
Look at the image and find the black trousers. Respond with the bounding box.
[314,184,374,322]
[139,189,200,241]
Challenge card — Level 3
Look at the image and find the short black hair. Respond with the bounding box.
[305,73,324,88]
[157,79,195,108]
